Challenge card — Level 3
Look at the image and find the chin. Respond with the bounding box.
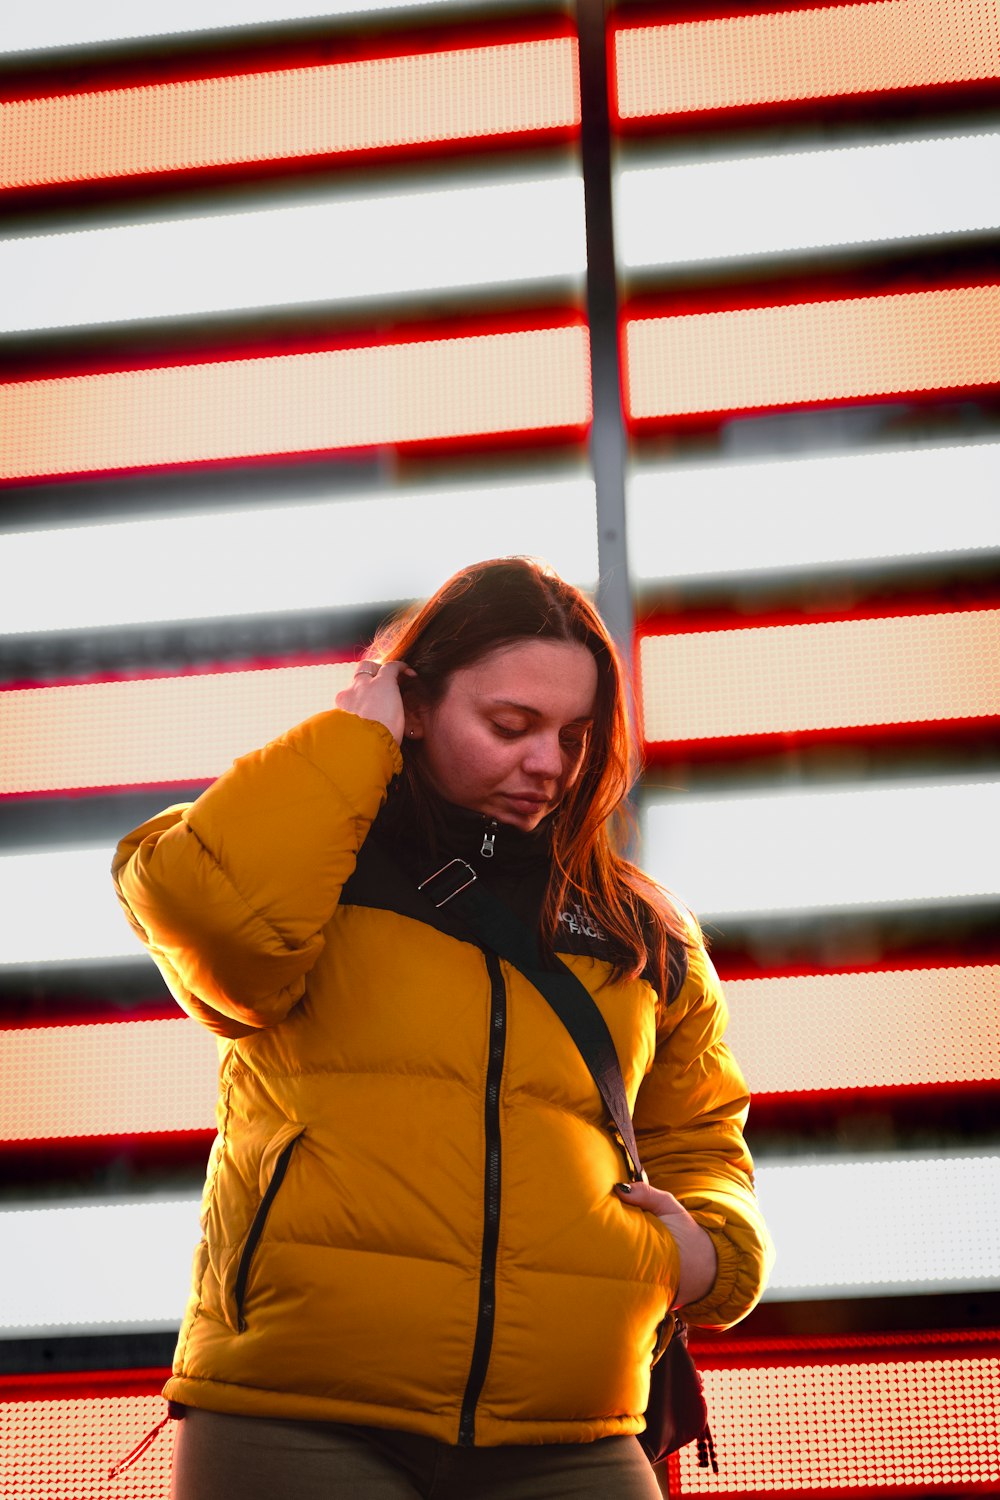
[494,802,549,831]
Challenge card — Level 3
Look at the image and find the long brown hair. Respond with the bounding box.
[373,557,694,1003]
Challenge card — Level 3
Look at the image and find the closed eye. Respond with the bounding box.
[490,721,589,748]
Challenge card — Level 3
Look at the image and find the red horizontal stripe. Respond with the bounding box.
[0,1018,218,1143]
[637,592,1000,636]
[0,660,358,796]
[640,718,1000,765]
[0,25,580,196]
[0,318,592,483]
[624,283,1000,424]
[2,962,995,1144]
[724,963,1000,1097]
[613,0,1000,125]
[637,607,1000,743]
[3,1334,997,1498]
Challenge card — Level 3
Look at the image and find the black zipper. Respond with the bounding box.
[234,1135,299,1332]
[457,949,507,1445]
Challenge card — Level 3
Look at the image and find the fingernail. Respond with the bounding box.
[615,1182,632,1194]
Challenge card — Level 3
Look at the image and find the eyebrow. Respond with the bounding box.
[487,698,594,725]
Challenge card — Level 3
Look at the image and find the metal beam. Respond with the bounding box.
[577,0,633,672]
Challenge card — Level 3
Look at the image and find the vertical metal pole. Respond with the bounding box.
[577,0,633,675]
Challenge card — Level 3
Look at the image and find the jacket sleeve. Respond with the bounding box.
[632,939,775,1330]
[111,709,402,1037]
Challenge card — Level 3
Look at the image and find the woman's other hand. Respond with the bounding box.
[334,660,414,745]
[615,1181,718,1310]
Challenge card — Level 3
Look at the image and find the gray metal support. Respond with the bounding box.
[577,0,634,673]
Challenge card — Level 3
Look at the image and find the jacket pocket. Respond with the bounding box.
[232,1121,305,1332]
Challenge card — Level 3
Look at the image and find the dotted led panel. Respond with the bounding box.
[639,608,1000,743]
[0,1019,218,1142]
[614,0,1000,123]
[673,1345,1000,1495]
[0,1382,173,1500]
[624,284,1000,421]
[3,965,997,1144]
[0,663,356,795]
[724,964,1000,1095]
[1,34,580,192]
[3,1341,998,1499]
[0,323,592,481]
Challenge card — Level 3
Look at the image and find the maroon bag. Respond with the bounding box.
[640,1311,716,1471]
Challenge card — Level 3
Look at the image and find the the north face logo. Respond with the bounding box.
[558,903,607,941]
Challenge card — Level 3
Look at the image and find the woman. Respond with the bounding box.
[113,557,773,1499]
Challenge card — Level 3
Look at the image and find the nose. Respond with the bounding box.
[521,732,564,781]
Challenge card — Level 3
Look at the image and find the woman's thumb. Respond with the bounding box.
[614,1180,684,1216]
[614,1180,653,1208]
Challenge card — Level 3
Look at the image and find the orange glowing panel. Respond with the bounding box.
[0,1376,174,1500]
[0,662,356,796]
[672,1340,1000,1495]
[3,1337,998,1500]
[723,963,1000,1096]
[639,608,1000,744]
[614,0,1000,123]
[1,35,580,193]
[0,323,591,481]
[624,284,1000,422]
[0,1019,217,1143]
[4,965,995,1146]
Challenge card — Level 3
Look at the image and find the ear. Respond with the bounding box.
[401,682,427,741]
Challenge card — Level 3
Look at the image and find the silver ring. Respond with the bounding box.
[356,668,378,677]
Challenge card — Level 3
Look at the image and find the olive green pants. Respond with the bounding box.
[171,1408,665,1499]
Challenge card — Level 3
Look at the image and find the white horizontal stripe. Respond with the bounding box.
[643,779,1000,917]
[2,1152,995,1333]
[0,848,137,965]
[617,133,1000,267]
[0,0,513,56]
[0,1198,201,1334]
[4,778,996,966]
[0,474,597,636]
[628,442,1000,581]
[0,175,585,334]
[759,1151,1000,1298]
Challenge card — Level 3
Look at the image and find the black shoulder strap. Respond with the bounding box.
[418,858,644,1182]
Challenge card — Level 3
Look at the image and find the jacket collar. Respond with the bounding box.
[378,774,554,879]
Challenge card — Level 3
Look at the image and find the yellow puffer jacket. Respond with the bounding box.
[112,708,773,1447]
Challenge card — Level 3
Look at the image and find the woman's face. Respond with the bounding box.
[406,638,599,830]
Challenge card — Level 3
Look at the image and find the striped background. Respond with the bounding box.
[1,0,998,1494]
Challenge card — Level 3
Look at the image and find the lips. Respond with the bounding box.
[502,793,549,812]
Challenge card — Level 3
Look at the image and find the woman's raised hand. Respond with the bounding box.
[334,659,414,746]
[615,1181,719,1310]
